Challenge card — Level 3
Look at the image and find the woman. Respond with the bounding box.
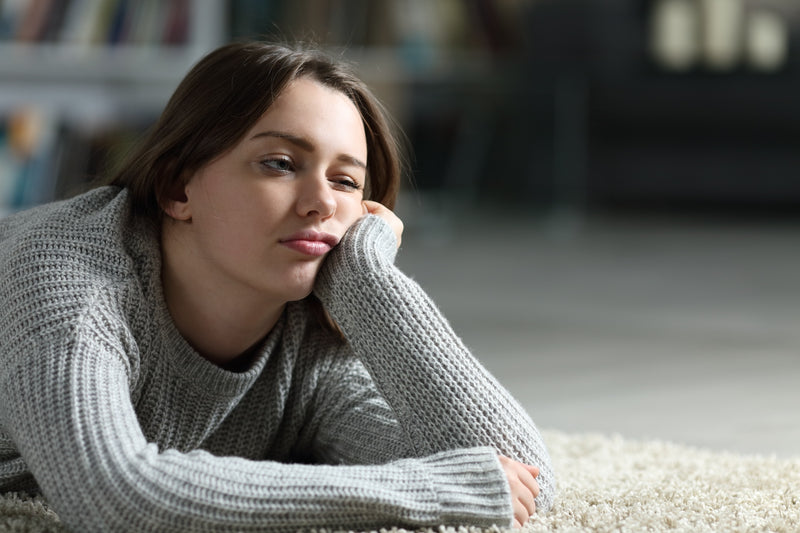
[0,41,554,531]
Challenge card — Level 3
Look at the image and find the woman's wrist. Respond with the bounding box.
[420,447,513,528]
[347,213,399,263]
[361,200,403,248]
[319,214,397,283]
[313,215,397,308]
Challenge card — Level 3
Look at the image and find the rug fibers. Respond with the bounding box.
[1,430,797,532]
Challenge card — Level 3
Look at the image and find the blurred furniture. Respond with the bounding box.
[521,0,800,212]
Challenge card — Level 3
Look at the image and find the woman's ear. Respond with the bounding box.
[162,192,191,221]
[159,174,192,222]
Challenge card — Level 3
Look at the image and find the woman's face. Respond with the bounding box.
[168,77,368,303]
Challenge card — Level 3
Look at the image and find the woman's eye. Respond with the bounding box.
[260,158,293,172]
[331,177,362,191]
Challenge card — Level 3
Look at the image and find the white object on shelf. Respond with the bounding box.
[650,0,701,71]
[745,9,788,72]
[701,0,745,71]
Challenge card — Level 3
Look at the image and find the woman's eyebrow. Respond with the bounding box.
[338,154,367,170]
[251,130,366,169]
[250,130,314,151]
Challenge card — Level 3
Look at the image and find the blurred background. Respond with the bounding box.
[1,0,798,457]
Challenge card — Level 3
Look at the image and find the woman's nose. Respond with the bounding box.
[296,174,336,219]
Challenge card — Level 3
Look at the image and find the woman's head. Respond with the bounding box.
[110,41,403,223]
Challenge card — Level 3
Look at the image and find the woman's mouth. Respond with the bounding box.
[279,231,339,257]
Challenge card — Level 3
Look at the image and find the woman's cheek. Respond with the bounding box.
[339,199,365,228]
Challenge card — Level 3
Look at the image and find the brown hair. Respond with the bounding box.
[109,41,406,339]
[110,40,403,220]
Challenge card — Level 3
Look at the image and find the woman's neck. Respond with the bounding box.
[160,227,285,369]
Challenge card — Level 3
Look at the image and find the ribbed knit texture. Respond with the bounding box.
[0,187,554,532]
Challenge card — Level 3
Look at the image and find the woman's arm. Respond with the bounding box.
[313,213,556,513]
[1,304,520,532]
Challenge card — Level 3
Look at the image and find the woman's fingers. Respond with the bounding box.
[499,456,540,527]
[513,499,532,527]
[519,469,539,515]
[523,464,541,499]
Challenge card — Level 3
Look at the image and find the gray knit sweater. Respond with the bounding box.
[0,186,554,532]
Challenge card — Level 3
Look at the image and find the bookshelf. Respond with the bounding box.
[0,0,225,216]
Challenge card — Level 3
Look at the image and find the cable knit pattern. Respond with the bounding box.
[0,187,554,532]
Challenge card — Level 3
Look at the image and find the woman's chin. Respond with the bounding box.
[280,278,317,303]
[287,288,314,303]
[278,262,324,302]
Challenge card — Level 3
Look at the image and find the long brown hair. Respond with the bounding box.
[110,41,406,338]
[110,40,403,220]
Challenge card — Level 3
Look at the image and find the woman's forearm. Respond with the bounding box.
[315,215,555,511]
[2,334,513,531]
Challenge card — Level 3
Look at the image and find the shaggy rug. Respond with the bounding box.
[2,430,798,532]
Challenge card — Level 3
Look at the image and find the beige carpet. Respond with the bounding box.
[529,430,799,532]
[2,430,798,532]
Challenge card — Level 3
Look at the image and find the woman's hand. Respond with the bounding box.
[499,455,540,528]
[362,200,403,248]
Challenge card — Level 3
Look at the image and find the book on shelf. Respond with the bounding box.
[0,0,190,47]
[0,106,151,216]
[0,107,59,212]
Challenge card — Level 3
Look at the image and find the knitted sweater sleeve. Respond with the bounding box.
[0,288,514,532]
[314,215,556,513]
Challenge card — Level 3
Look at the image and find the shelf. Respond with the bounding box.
[0,42,204,85]
[0,43,207,118]
[0,0,225,111]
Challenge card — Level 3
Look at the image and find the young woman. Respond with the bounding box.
[0,42,554,532]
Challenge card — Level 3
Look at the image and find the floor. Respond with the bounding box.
[395,197,800,459]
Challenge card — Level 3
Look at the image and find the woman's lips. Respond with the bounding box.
[279,231,339,257]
